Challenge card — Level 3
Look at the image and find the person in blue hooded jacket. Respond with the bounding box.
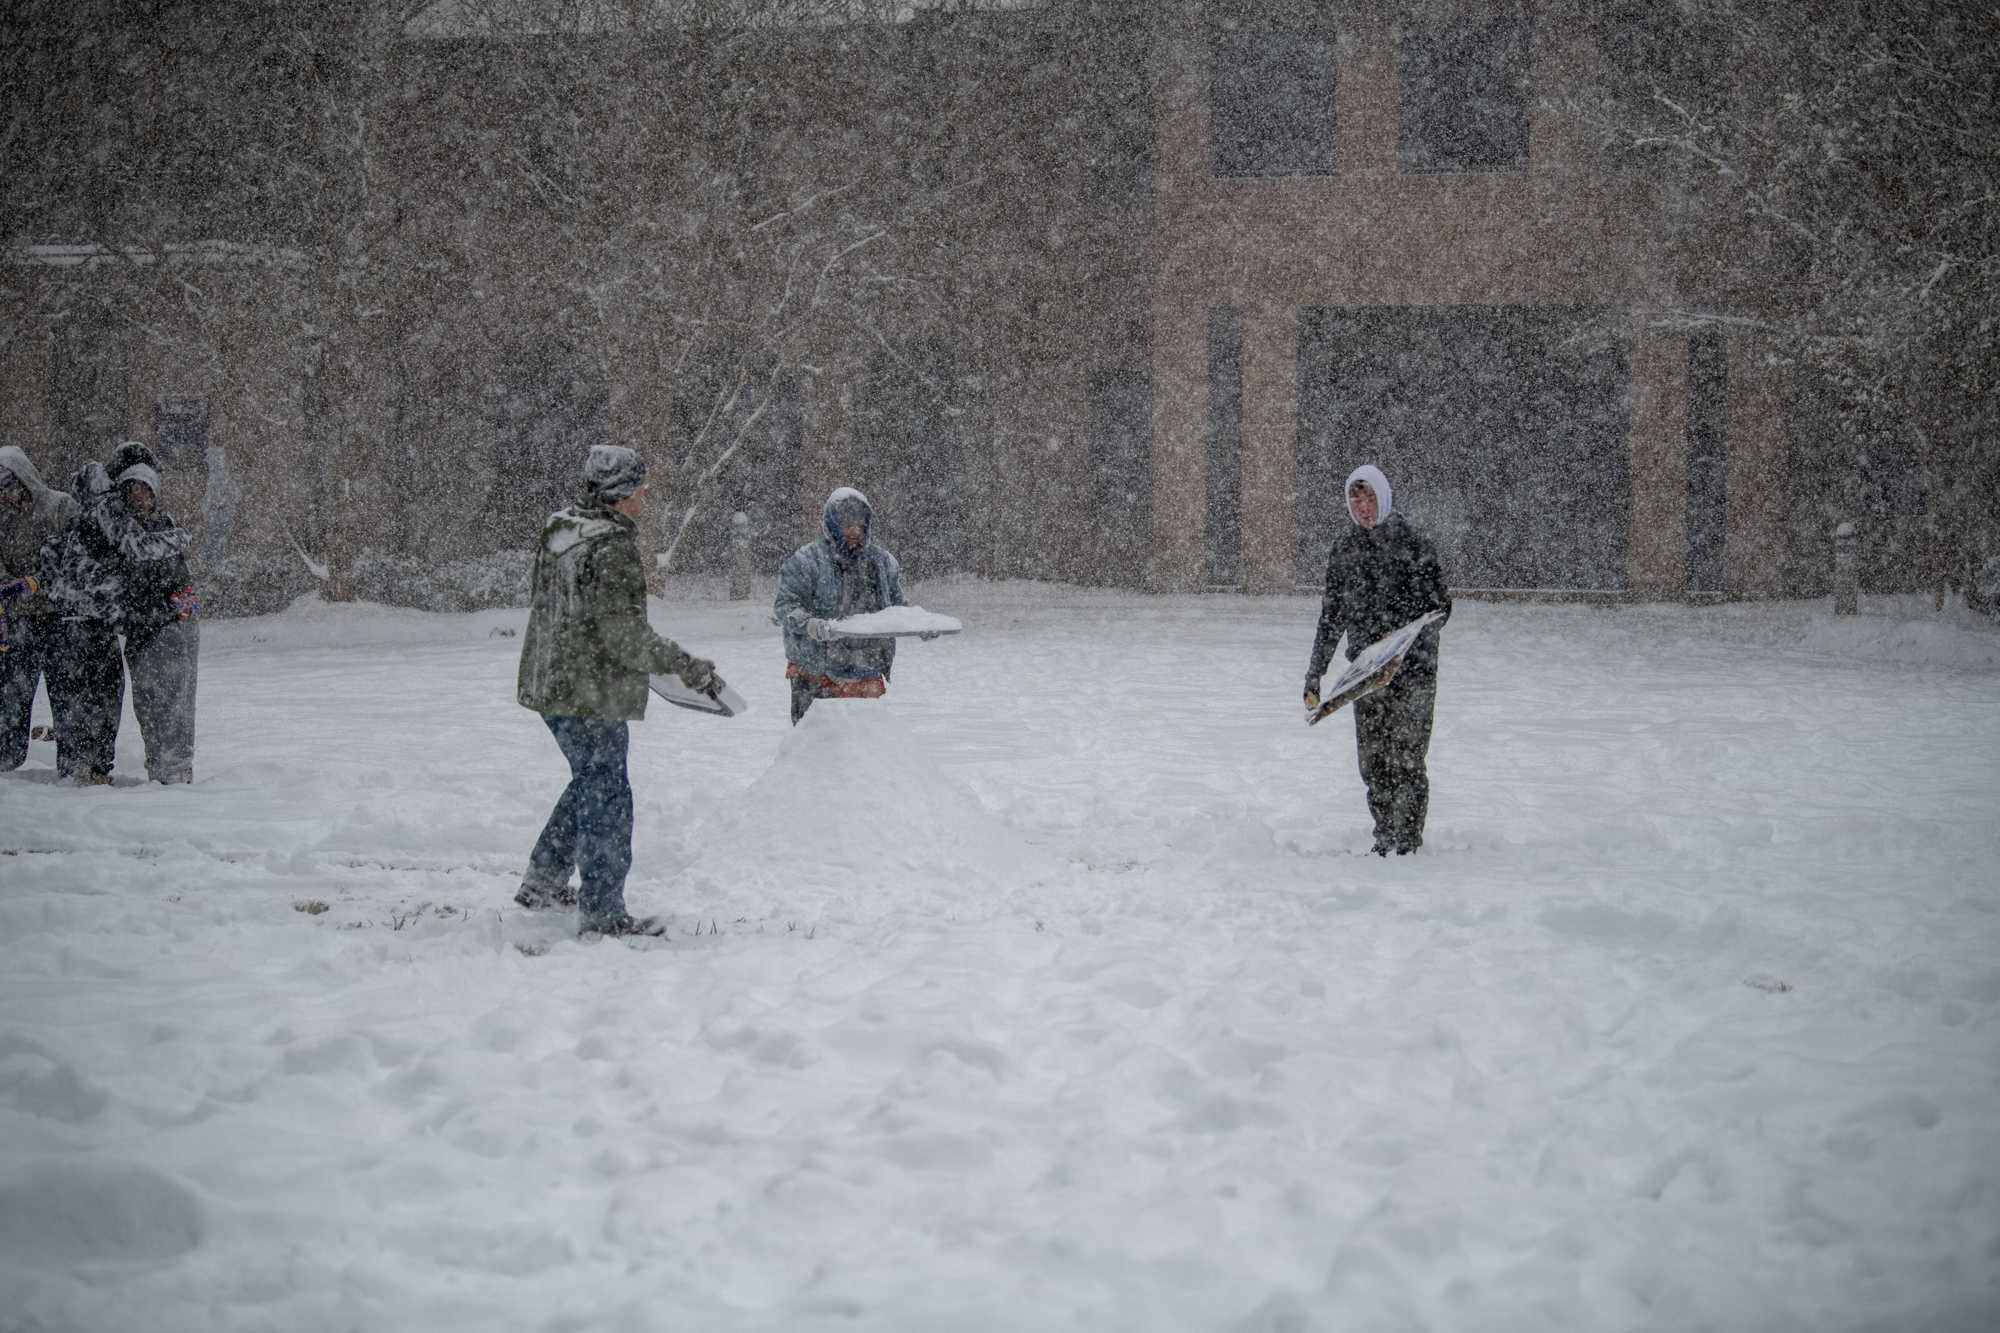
[775,487,906,724]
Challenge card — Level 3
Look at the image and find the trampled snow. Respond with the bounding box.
[2,585,1997,1331]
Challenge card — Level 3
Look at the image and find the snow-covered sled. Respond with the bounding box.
[819,606,962,639]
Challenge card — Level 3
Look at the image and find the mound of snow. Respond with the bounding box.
[691,701,1045,907]
[0,1164,202,1264]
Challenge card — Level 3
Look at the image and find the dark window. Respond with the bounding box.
[1860,421,1926,521]
[1297,306,1630,590]
[1210,28,1339,178]
[154,399,210,472]
[1206,308,1244,587]
[1685,329,1727,593]
[1090,369,1151,515]
[1399,20,1531,174]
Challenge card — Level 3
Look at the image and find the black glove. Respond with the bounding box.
[675,654,716,693]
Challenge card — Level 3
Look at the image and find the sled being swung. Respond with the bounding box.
[1307,610,1446,725]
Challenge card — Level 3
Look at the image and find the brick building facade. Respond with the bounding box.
[0,1,1915,601]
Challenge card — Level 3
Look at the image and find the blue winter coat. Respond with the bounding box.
[775,490,905,680]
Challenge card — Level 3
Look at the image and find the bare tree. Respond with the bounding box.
[437,0,999,581]
[1575,0,2000,600]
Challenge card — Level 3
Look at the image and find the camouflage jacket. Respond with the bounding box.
[40,463,194,629]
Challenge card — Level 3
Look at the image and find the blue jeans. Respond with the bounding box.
[525,715,634,929]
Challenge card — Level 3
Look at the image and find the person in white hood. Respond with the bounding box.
[1302,464,1453,855]
[0,445,81,770]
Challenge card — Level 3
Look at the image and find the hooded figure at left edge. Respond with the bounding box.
[0,445,81,770]
[515,444,720,938]
[39,440,199,784]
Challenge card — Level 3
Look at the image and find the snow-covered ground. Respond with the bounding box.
[3,583,1997,1332]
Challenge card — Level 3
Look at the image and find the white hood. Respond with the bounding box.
[0,444,81,527]
[1344,464,1393,526]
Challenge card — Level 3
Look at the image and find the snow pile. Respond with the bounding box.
[686,700,1049,916]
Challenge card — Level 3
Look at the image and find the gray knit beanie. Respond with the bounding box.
[584,444,646,502]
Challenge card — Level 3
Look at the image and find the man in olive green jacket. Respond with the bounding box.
[516,444,715,937]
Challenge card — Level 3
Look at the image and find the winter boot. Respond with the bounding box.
[580,914,665,939]
[515,881,579,911]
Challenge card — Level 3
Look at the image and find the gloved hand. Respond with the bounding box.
[805,618,835,643]
[1303,686,1320,712]
[0,576,34,609]
[674,654,717,693]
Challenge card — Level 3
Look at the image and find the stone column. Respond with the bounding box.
[1528,8,1593,173]
[1337,15,1398,176]
[1627,321,1689,599]
[1240,303,1299,593]
[1149,295,1208,593]
[1724,331,1786,600]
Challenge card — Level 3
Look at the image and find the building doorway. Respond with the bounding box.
[1297,306,1630,591]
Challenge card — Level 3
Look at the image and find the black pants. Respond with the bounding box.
[1354,671,1437,854]
[51,617,200,782]
[790,674,836,725]
[0,613,57,770]
[52,620,123,780]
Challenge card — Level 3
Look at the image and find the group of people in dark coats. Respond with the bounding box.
[0,440,200,785]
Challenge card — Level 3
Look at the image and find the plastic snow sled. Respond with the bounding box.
[649,672,750,717]
[1308,610,1446,725]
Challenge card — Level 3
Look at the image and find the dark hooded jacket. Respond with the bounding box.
[1305,512,1452,689]
[0,445,81,619]
[774,489,905,680]
[41,461,195,631]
